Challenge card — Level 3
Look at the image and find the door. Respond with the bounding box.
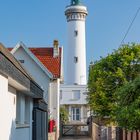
[71,107,80,121]
[33,109,47,140]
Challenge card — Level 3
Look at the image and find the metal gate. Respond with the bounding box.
[61,124,91,136]
[100,126,108,140]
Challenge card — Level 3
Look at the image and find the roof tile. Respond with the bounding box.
[29,48,61,78]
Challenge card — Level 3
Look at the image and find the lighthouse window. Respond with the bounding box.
[74,30,78,36]
[74,57,78,63]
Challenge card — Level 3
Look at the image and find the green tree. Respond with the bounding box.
[88,43,140,123]
[60,106,69,124]
[116,77,140,130]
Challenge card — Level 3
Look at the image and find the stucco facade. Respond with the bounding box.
[0,43,45,140]
[60,85,90,123]
[10,42,61,139]
[11,45,51,103]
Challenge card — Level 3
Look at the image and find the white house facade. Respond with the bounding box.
[10,42,52,103]
[60,85,90,123]
[0,43,45,140]
[0,73,33,140]
[10,40,63,139]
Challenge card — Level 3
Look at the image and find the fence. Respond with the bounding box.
[92,123,121,140]
[61,124,90,136]
[92,123,140,140]
[122,130,140,140]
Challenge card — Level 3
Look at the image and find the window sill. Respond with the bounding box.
[16,123,30,129]
[70,99,80,101]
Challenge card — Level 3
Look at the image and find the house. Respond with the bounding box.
[0,43,47,140]
[60,85,90,123]
[9,40,63,139]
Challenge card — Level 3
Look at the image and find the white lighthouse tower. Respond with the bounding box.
[60,1,90,124]
[65,0,88,85]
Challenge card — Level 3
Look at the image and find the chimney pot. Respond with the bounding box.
[53,40,59,57]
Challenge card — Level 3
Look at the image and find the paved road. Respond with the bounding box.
[60,136,92,140]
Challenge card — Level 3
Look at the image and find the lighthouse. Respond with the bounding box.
[65,0,88,85]
[60,0,90,125]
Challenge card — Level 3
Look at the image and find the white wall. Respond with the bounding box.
[49,79,60,138]
[0,74,33,140]
[13,47,50,103]
[60,85,88,105]
[60,84,89,123]
[0,74,14,140]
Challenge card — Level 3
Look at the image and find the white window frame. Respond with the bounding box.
[71,107,80,121]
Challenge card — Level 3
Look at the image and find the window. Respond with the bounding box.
[60,90,62,100]
[71,107,80,121]
[16,93,30,127]
[19,60,24,63]
[72,90,80,100]
[74,30,78,36]
[74,57,78,63]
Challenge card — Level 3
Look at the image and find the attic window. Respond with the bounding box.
[19,60,24,63]
[74,30,78,36]
[74,57,78,63]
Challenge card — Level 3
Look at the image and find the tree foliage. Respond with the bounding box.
[116,77,140,130]
[88,43,140,126]
[60,106,69,124]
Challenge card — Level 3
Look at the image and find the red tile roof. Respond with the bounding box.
[8,47,61,78]
[8,48,12,51]
[29,48,61,78]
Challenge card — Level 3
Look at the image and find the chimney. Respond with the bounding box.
[53,40,59,57]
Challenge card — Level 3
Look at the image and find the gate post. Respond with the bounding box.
[60,122,63,138]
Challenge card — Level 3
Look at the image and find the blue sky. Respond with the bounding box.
[0,0,140,73]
